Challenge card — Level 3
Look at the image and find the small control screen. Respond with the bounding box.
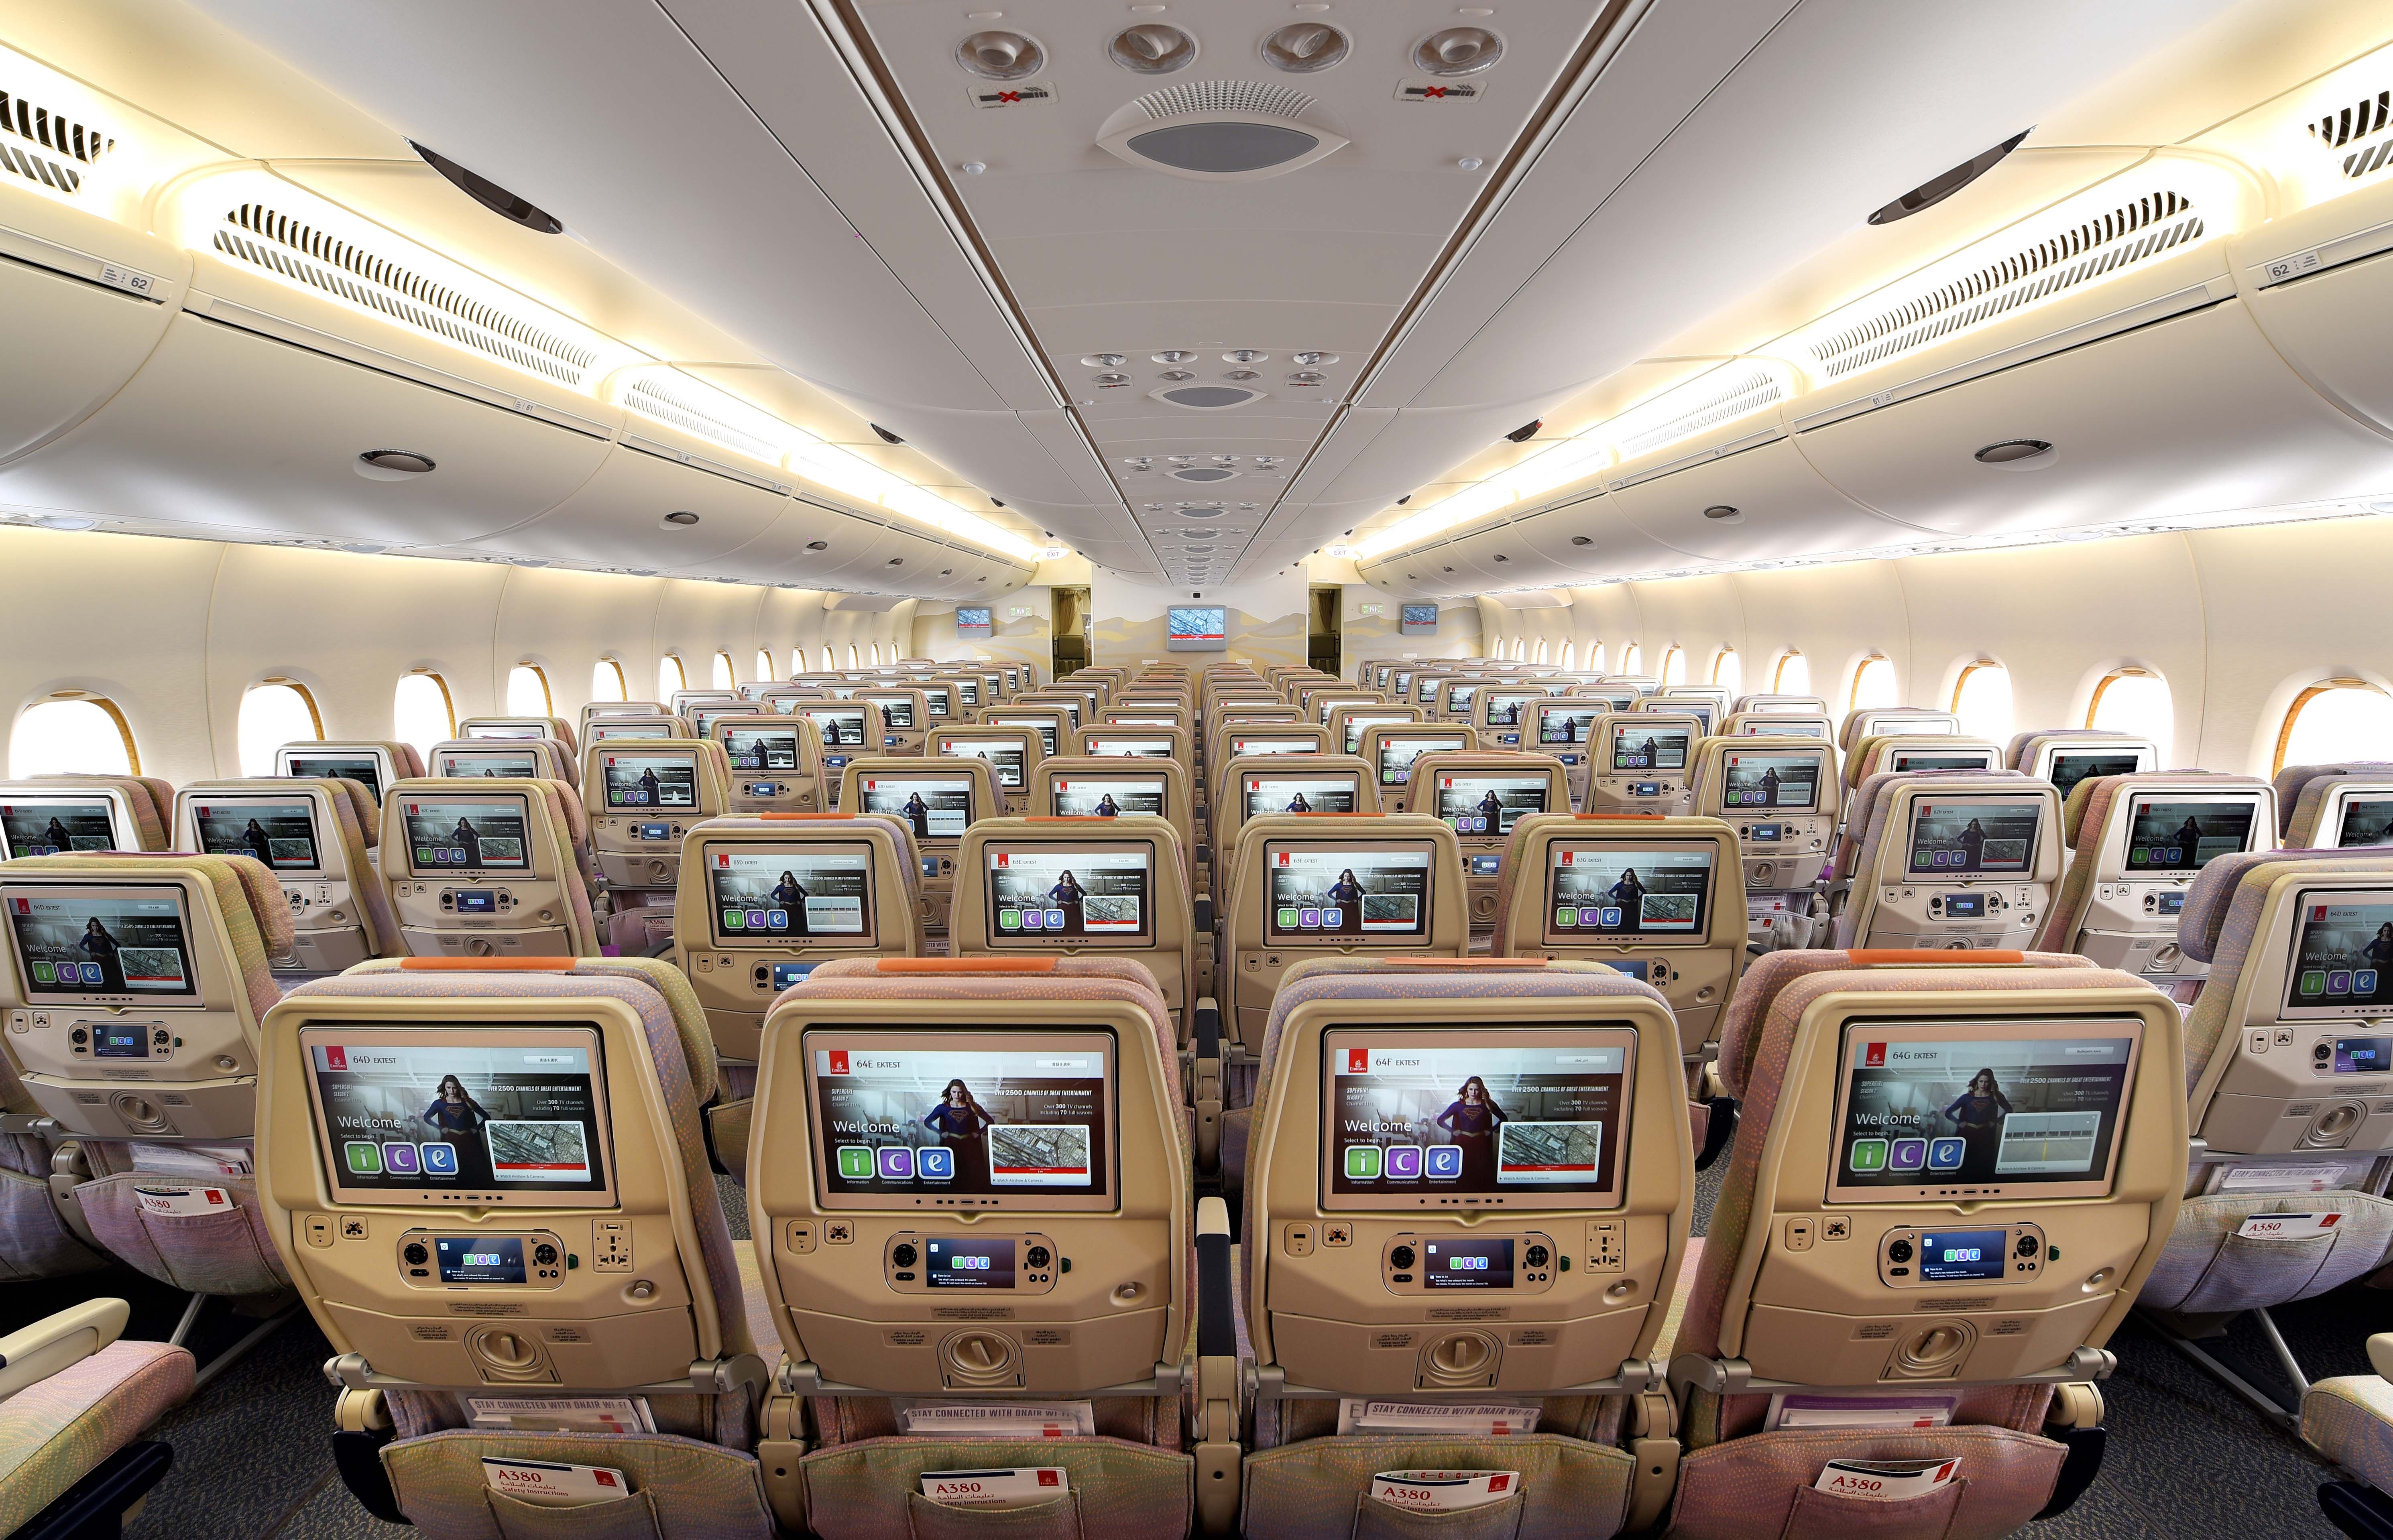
[925,1236,1016,1290]
[1422,1236,1513,1290]
[1915,1228,2010,1284]
[436,1235,527,1284]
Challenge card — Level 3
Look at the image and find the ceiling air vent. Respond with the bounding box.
[1098,81,1346,181]
[0,86,113,196]
[1152,383,1268,410]
[1809,189,2205,381]
[213,203,598,387]
[2309,89,2393,181]
[622,374,786,463]
[1611,362,1787,463]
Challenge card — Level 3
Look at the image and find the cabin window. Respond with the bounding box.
[592,659,628,703]
[712,651,736,689]
[10,695,139,778]
[755,649,775,684]
[507,665,551,718]
[820,646,835,672]
[2087,669,2172,765]
[1850,656,1898,712]
[1713,649,1741,694]
[847,643,861,668]
[1586,642,1605,674]
[659,655,687,696]
[1661,647,1686,687]
[1536,637,1550,664]
[237,681,322,776]
[393,672,456,763]
[1775,650,1809,695]
[870,641,883,666]
[1560,641,1575,670]
[1620,644,1641,675]
[791,649,807,679]
[1951,660,2014,742]
[2276,681,2393,774]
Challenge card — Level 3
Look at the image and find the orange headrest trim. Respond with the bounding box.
[758,813,853,821]
[874,957,1059,973]
[1026,816,1115,822]
[1573,813,1667,820]
[1848,949,2027,966]
[399,957,582,971]
[1377,957,1550,967]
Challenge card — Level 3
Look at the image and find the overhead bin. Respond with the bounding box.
[466,422,791,570]
[1607,436,1926,561]
[0,185,184,465]
[2236,172,2393,440]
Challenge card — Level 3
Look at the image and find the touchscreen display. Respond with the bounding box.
[724,726,801,773]
[307,1035,608,1196]
[810,1038,1112,1200]
[1740,719,1827,738]
[192,800,319,871]
[1832,1029,2136,1198]
[1053,776,1165,819]
[1378,734,1465,786]
[1915,1228,2010,1284]
[437,750,540,779]
[1324,1032,1630,1204]
[2335,798,2393,849]
[1483,692,1538,726]
[989,717,1060,756]
[2124,799,2253,874]
[939,739,1025,788]
[6,888,197,998]
[803,709,871,749]
[1445,685,1481,714]
[1230,735,1317,757]
[435,1235,527,1284]
[1547,845,1712,939]
[1907,800,2040,875]
[860,776,973,840]
[924,1236,1016,1290]
[1415,676,1443,704]
[1343,715,1414,753]
[1434,774,1549,835]
[1540,707,1601,746]
[952,680,980,707]
[861,696,916,728]
[401,799,531,872]
[922,689,951,719]
[707,846,871,942]
[1083,736,1173,760]
[987,847,1152,941]
[464,723,544,740]
[588,723,672,741]
[1608,723,1689,773]
[285,754,382,799]
[1720,753,1820,811]
[1245,776,1358,819]
[1890,750,1995,773]
[1,801,117,857]
[2286,901,2393,1012]
[2048,751,2145,801]
[1316,698,1374,725]
[1266,845,1432,941]
[599,753,697,811]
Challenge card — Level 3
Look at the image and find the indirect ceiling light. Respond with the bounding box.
[1110,22,1196,73]
[958,30,1044,79]
[356,449,437,480]
[1868,130,2030,226]
[1414,26,1502,75]
[1262,22,1349,73]
[33,514,97,532]
[409,142,562,234]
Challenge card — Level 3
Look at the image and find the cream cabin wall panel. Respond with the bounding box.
[490,569,672,713]
[1722,561,1915,709]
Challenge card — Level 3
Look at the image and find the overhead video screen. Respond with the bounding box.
[1167,606,1228,653]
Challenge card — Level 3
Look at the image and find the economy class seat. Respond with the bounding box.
[1842,733,2004,792]
[1687,734,1839,949]
[1662,949,2184,1537]
[2004,729,2159,811]
[278,741,426,803]
[839,754,999,935]
[0,1298,195,1538]
[1235,956,1692,1538]
[2281,763,2393,848]
[747,956,1227,1537]
[0,776,173,858]
[1581,711,1703,816]
[2306,1331,2393,1539]
[256,956,777,1535]
[1831,772,2063,953]
[378,777,601,959]
[175,776,400,973]
[429,735,574,789]
[1837,707,1961,758]
[459,714,580,756]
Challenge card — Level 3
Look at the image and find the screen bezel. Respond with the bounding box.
[3,880,205,1007]
[1432,772,1555,835]
[1375,732,1468,786]
[718,723,807,775]
[802,1028,1120,1212]
[1260,837,1439,948]
[936,735,1031,788]
[435,747,549,781]
[299,1023,618,1208]
[1540,840,1720,947]
[855,774,978,847]
[2113,792,2260,878]
[398,793,540,878]
[1888,748,1999,774]
[1605,719,1695,774]
[985,713,1064,756]
[1823,1015,2144,1204]
[0,793,130,859]
[2327,786,2393,849]
[981,839,1159,950]
[1317,1025,1639,1212]
[278,749,389,800]
[1048,774,1170,821]
[2281,886,2393,1019]
[1714,750,1828,814]
[1081,734,1176,759]
[188,792,328,877]
[702,839,880,949]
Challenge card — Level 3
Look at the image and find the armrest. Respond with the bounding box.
[1192,999,1224,1175]
[2369,1333,2393,1381]
[1192,1195,1241,1534]
[1193,893,1214,935]
[0,1299,129,1403]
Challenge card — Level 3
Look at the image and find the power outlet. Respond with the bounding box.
[594,1219,632,1273]
[1585,1219,1625,1273]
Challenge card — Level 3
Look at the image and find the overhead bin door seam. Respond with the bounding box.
[0,247,183,472]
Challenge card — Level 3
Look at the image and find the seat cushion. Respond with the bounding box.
[2306,1375,2393,1494]
[0,1341,194,1534]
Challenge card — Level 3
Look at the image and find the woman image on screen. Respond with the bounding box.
[1435,1075,1510,1188]
[1049,868,1086,931]
[923,1079,996,1178]
[2174,814,2202,860]
[1325,865,1365,933]
[1287,791,1312,813]
[637,766,662,806]
[1475,788,1504,829]
[79,917,124,991]
[42,816,74,854]
[450,815,482,867]
[240,817,275,865]
[772,869,810,936]
[422,1072,495,1186]
[903,791,932,842]
[1608,866,1646,930]
[1095,792,1120,818]
[2364,922,2393,970]
[1941,1068,2013,1175]
[1957,817,1986,871]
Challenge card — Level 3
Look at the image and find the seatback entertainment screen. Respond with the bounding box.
[706,845,873,945]
[1052,776,1166,819]
[1244,774,1359,820]
[2123,798,2255,874]
[599,752,698,811]
[1264,843,1433,943]
[401,798,532,874]
[1433,774,1548,835]
[1719,753,1822,811]
[192,798,320,872]
[1377,733,1465,787]
[1905,799,2041,876]
[986,845,1153,943]
[938,737,1025,788]
[437,749,541,780]
[6,887,197,1001]
[1608,723,1690,774]
[284,754,382,800]
[806,1035,1115,1206]
[1544,844,1713,941]
[1,801,117,857]
[723,725,802,773]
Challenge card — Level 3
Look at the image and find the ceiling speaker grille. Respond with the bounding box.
[1613,364,1785,461]
[1134,80,1314,120]
[213,203,598,386]
[0,87,112,195]
[1810,190,2204,380]
[623,376,785,463]
[2309,89,2393,180]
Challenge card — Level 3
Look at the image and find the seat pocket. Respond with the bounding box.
[76,1174,288,1296]
[800,1437,1188,1540]
[2139,1191,2393,1314]
[487,1489,664,1540]
[1352,1489,1528,1539]
[905,1490,1083,1539]
[1667,1425,2064,1540]
[0,1167,102,1280]
[1242,1435,1630,1540]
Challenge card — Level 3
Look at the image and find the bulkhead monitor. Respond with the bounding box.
[1608,721,1690,774]
[987,715,1060,755]
[1377,732,1466,787]
[1890,748,1996,773]
[986,843,1154,943]
[1483,691,1540,727]
[723,723,802,774]
[1433,773,1549,836]
[400,795,533,875]
[437,747,541,779]
[587,722,673,742]
[1229,733,1319,758]
[2046,750,2150,802]
[1263,841,1434,943]
[1,799,118,857]
[5,884,197,1003]
[1244,772,1359,820]
[1081,735,1173,760]
[708,842,875,946]
[191,796,321,873]
[599,751,698,812]
[1052,774,1166,819]
[283,751,383,800]
[1720,751,1823,810]
[804,1031,1117,1210]
[2120,797,2256,875]
[1905,798,2042,876]
[299,1026,615,1206]
[1544,843,1714,944]
[1320,1028,1637,1213]
[2335,798,2393,848]
[1539,705,1603,747]
[859,695,916,729]
[2281,892,2393,1016]
[938,737,1025,788]
[858,772,974,842]
[1343,714,1415,754]
[1827,1020,2142,1203]
[803,707,873,750]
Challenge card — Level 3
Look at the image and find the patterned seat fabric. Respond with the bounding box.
[0,1337,193,1535]
[2274,763,2393,841]
[2033,772,2268,957]
[2306,1349,2393,1499]
[22,774,171,850]
[2283,764,2393,847]
[0,1055,104,1281]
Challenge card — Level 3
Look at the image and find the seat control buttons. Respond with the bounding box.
[403,1241,429,1266]
[1025,1244,1051,1269]
[1386,1242,1414,1270]
[1886,1238,1913,1263]
[891,1241,919,1268]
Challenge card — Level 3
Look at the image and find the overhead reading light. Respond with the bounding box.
[871,423,904,444]
[1869,130,2030,225]
[958,30,1044,80]
[1152,349,1197,364]
[32,514,97,532]
[1414,27,1503,76]
[1110,22,1197,74]
[1098,81,1346,181]
[1262,22,1349,73]
[1570,535,1593,547]
[356,449,436,481]
[662,510,702,526]
[410,142,563,234]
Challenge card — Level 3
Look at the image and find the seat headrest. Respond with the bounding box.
[2274,763,2393,839]
[2176,847,2393,965]
[7,852,295,1019]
